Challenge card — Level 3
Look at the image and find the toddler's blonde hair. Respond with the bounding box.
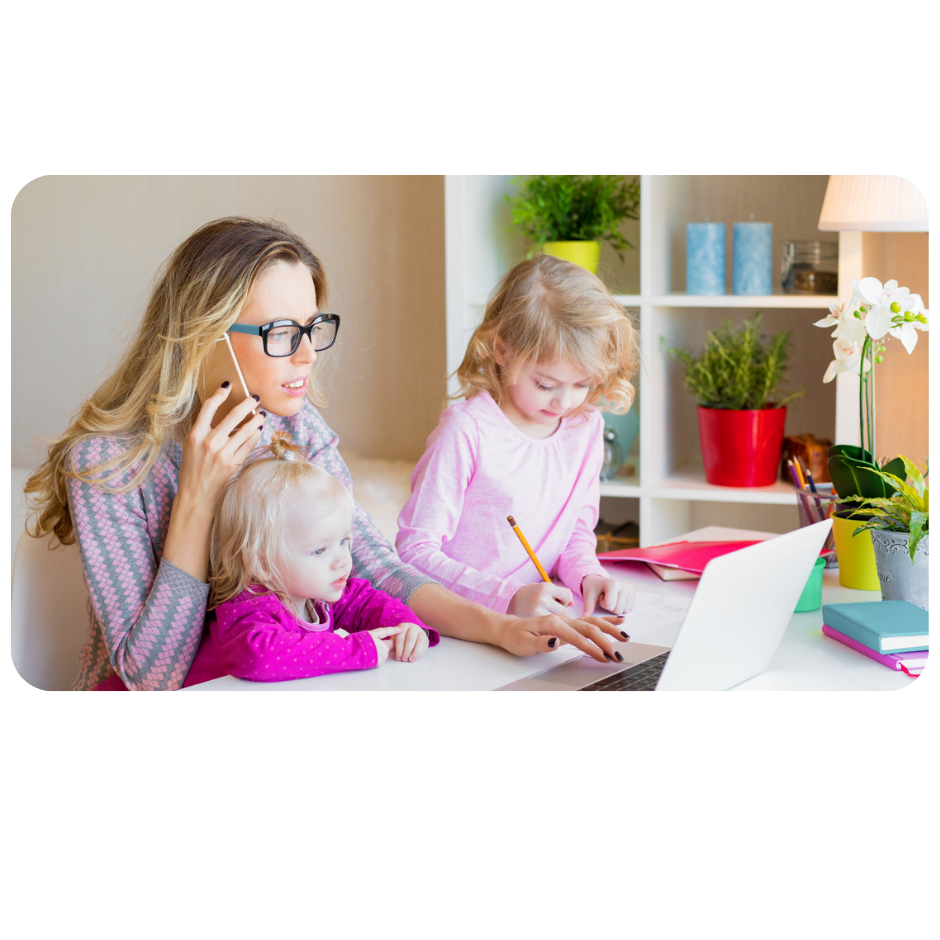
[452,254,638,415]
[209,432,354,610]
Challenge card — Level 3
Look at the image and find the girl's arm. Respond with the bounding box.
[332,578,440,646]
[218,604,379,681]
[395,412,527,613]
[555,413,609,595]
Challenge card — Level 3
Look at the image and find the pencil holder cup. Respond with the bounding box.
[794,556,826,612]
[793,482,838,566]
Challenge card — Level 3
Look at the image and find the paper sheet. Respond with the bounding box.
[616,590,691,639]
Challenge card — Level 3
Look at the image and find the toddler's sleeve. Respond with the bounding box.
[396,411,526,613]
[218,601,378,681]
[555,414,609,595]
[66,439,209,691]
[331,578,440,646]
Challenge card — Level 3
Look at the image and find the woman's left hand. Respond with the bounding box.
[581,575,636,617]
[388,623,430,663]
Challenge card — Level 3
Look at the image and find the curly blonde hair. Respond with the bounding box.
[25,217,330,548]
[452,254,638,415]
[208,432,354,610]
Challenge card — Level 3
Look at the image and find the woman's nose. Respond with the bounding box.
[292,334,316,365]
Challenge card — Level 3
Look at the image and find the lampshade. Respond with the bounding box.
[818,175,928,232]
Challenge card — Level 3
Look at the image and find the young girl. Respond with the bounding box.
[396,254,638,624]
[183,432,438,687]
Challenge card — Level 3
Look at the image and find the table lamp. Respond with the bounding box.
[818,175,928,232]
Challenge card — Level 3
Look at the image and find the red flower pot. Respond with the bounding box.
[697,406,787,487]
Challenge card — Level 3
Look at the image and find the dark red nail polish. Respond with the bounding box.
[620,631,630,639]
[260,411,267,418]
[221,381,230,389]
[604,652,613,661]
[252,394,260,402]
[614,651,624,662]
[548,637,557,648]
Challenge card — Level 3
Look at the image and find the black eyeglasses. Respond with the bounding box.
[228,314,340,357]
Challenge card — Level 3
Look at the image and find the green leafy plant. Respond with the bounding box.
[506,175,640,259]
[827,444,904,511]
[844,457,929,562]
[663,314,805,410]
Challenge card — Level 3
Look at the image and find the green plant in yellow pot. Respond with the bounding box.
[507,175,639,276]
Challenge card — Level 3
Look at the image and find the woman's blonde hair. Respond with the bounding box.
[452,254,638,415]
[25,217,330,548]
[208,432,354,610]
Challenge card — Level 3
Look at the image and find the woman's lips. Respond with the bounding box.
[281,377,308,397]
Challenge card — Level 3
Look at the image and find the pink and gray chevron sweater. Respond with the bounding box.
[66,401,437,690]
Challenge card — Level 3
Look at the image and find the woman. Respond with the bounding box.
[25,217,625,690]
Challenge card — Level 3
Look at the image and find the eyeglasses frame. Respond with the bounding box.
[227,313,341,357]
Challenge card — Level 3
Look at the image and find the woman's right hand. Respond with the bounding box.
[177,384,267,510]
[368,626,404,666]
[507,582,573,618]
[496,611,628,665]
[163,385,266,582]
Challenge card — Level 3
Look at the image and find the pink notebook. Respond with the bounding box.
[596,540,762,574]
[822,624,927,676]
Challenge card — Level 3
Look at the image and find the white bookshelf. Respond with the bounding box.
[445,175,845,546]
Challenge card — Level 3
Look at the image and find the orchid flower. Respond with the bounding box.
[854,277,915,340]
[822,337,871,383]
[888,292,930,354]
[814,299,867,344]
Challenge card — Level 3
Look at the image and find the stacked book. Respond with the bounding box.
[822,601,928,677]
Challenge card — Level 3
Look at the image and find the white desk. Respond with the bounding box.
[188,526,916,692]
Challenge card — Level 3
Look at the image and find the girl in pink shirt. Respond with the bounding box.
[184,433,438,687]
[397,255,639,628]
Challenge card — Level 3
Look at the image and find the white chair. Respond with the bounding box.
[12,532,90,691]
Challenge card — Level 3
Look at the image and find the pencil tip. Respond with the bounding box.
[507,515,516,527]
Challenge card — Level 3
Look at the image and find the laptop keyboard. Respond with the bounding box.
[579,652,671,691]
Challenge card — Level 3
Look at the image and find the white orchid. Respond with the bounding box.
[854,277,915,340]
[814,299,867,344]
[822,337,871,383]
[888,292,929,354]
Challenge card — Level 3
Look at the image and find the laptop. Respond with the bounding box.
[497,520,833,692]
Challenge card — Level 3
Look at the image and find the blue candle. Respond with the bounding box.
[686,222,725,295]
[732,222,773,295]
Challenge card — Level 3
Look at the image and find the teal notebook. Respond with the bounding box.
[821,601,929,654]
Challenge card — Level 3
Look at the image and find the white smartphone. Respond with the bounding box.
[196,334,256,429]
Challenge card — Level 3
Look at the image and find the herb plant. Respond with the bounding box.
[506,175,640,260]
[664,314,804,411]
[845,457,929,561]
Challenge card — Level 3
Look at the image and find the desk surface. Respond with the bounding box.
[189,526,916,692]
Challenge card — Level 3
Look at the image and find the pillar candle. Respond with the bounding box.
[732,222,773,295]
[686,223,726,295]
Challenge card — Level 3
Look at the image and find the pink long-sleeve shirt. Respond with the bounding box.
[182,577,439,687]
[395,391,608,614]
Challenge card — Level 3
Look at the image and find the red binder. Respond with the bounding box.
[596,540,763,574]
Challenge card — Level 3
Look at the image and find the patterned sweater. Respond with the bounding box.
[66,401,437,690]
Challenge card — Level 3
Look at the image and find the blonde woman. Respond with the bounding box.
[397,255,639,633]
[26,218,623,690]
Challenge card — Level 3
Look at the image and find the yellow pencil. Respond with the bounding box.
[507,515,551,583]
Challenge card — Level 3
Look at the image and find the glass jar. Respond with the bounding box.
[600,428,623,481]
[780,240,839,295]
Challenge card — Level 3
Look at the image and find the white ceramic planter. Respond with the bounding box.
[871,530,929,611]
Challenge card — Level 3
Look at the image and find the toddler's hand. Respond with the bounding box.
[507,582,573,618]
[389,622,430,663]
[367,626,403,667]
[581,575,635,617]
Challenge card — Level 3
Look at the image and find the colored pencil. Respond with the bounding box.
[506,515,551,582]
[788,460,819,523]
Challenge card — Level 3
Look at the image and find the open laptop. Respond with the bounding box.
[497,520,833,691]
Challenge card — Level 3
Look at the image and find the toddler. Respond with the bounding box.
[396,255,638,620]
[184,432,438,686]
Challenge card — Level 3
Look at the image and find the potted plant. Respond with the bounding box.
[839,457,929,609]
[506,175,640,276]
[665,314,804,487]
[814,277,929,588]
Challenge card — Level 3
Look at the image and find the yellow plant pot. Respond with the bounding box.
[542,241,601,275]
[831,515,881,591]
